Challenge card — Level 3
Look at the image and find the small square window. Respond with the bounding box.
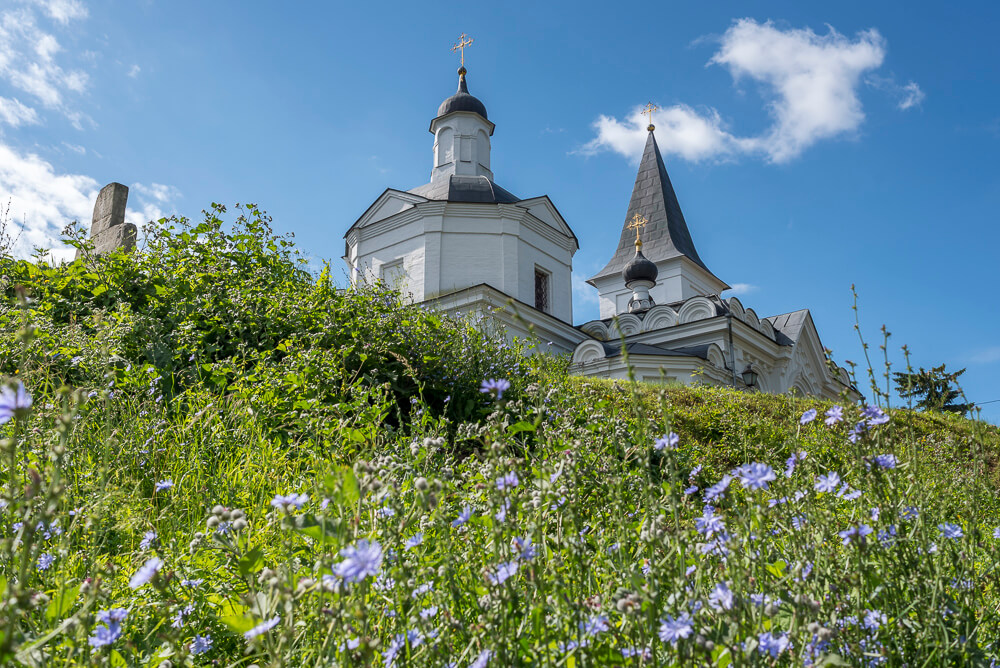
[534,268,549,312]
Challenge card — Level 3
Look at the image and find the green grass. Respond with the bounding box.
[1,207,999,666]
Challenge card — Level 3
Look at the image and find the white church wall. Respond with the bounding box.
[514,225,573,324]
[430,112,494,182]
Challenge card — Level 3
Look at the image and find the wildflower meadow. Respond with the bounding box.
[1,207,999,666]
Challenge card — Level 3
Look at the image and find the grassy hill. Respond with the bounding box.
[1,207,999,666]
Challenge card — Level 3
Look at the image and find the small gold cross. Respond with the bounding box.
[451,33,474,68]
[642,102,658,130]
[627,212,648,245]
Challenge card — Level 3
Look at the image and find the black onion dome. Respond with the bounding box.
[622,248,658,284]
[437,68,488,120]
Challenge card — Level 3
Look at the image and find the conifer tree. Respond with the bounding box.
[893,364,971,415]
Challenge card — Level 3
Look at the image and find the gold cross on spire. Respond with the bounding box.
[642,102,658,131]
[451,33,474,68]
[627,212,648,249]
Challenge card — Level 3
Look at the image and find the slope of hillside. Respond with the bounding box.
[1,208,998,666]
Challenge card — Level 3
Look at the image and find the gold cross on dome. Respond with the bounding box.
[451,33,474,67]
[642,102,659,130]
[627,212,648,245]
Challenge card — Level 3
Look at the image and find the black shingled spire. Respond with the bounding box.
[589,129,722,285]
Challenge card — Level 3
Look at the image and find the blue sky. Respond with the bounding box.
[2,0,999,421]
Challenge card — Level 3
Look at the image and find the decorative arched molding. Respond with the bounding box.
[726,297,745,322]
[572,340,606,365]
[641,305,678,332]
[580,321,609,341]
[706,343,726,369]
[435,126,454,167]
[837,367,851,386]
[476,129,491,169]
[678,296,716,324]
[790,372,817,397]
[760,318,776,341]
[610,314,642,338]
[744,308,761,331]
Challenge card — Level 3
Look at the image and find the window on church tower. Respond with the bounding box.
[534,268,550,313]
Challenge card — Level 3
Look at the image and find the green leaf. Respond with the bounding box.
[218,599,255,634]
[294,514,343,545]
[341,466,360,505]
[508,421,536,434]
[110,650,127,667]
[237,547,264,577]
[46,584,79,621]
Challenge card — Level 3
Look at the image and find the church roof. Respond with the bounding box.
[602,342,711,360]
[589,129,722,284]
[433,67,490,126]
[409,175,521,204]
[764,309,811,346]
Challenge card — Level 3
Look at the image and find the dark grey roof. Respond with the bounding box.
[590,130,722,284]
[435,69,488,122]
[764,309,810,346]
[409,175,521,204]
[602,342,710,360]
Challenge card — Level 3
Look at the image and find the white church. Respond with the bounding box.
[343,56,857,401]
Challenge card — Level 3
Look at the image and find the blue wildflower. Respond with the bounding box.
[785,451,806,477]
[758,631,791,657]
[708,581,734,611]
[334,540,383,582]
[579,614,610,637]
[658,612,694,644]
[654,432,680,451]
[0,381,31,425]
[480,379,511,399]
[154,480,173,492]
[487,560,519,586]
[824,405,844,425]
[37,553,54,570]
[938,523,963,540]
[738,463,776,490]
[863,609,887,631]
[496,472,519,491]
[704,475,732,502]
[695,506,726,537]
[89,608,127,648]
[140,530,157,550]
[469,649,493,668]
[901,506,919,521]
[872,454,897,470]
[800,409,817,424]
[452,505,473,528]
[192,634,213,655]
[129,557,163,589]
[244,616,280,640]
[838,524,873,545]
[514,536,536,561]
[815,471,841,493]
[863,405,890,425]
[270,493,308,511]
[405,533,423,549]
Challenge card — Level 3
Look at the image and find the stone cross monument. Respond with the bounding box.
[76,182,137,259]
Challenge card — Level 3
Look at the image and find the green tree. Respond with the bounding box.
[893,364,971,415]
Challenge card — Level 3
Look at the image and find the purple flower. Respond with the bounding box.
[154,480,173,492]
[334,540,383,582]
[97,608,128,624]
[579,614,610,637]
[420,606,438,619]
[496,472,519,491]
[452,505,473,528]
[658,612,694,644]
[37,553,55,570]
[480,379,511,400]
[192,634,213,655]
[838,524,873,545]
[514,536,536,561]
[784,451,806,477]
[837,484,862,501]
[405,533,423,549]
[244,616,280,640]
[814,472,841,493]
[863,405,890,426]
[704,475,732,502]
[708,581,734,611]
[0,381,32,425]
[684,485,699,495]
[487,560,519,586]
[800,409,817,425]
[129,557,163,589]
[993,527,1000,540]
[89,608,128,648]
[695,506,726,537]
[863,609,886,631]
[139,530,157,550]
[738,463,776,490]
[872,454,897,470]
[938,523,963,540]
[469,649,493,668]
[758,631,791,657]
[270,493,308,511]
[824,405,844,425]
[654,432,680,451]
[901,506,919,521]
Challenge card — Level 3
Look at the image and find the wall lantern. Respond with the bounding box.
[741,363,759,389]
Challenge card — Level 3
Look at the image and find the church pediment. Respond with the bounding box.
[515,196,579,249]
[346,189,429,235]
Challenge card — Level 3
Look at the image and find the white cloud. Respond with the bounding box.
[0,96,39,127]
[29,0,88,25]
[0,142,98,262]
[867,75,925,110]
[127,64,141,78]
[131,182,181,204]
[0,6,89,116]
[582,19,901,164]
[724,283,758,295]
[61,141,85,154]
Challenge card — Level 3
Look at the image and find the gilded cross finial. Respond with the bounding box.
[627,212,648,249]
[451,33,474,69]
[642,102,658,132]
